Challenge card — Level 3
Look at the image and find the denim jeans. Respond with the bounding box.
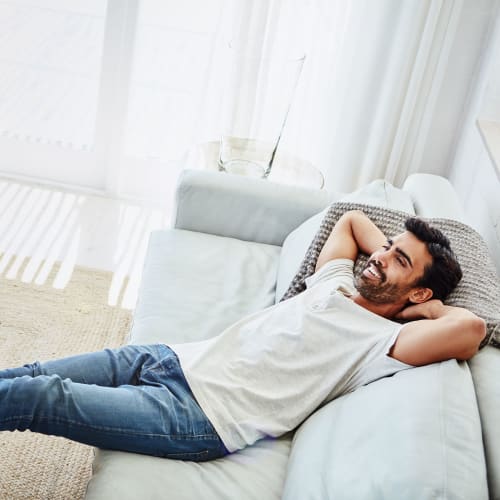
[0,344,229,461]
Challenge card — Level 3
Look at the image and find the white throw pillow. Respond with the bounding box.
[274,180,416,302]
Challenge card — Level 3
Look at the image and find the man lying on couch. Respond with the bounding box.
[0,211,486,461]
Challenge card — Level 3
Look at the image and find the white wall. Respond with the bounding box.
[448,0,500,272]
[450,125,500,272]
[414,0,496,178]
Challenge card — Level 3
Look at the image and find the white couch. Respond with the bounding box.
[85,169,499,500]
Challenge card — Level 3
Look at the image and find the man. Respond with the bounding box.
[0,211,486,461]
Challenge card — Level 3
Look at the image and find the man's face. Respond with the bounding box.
[354,231,433,304]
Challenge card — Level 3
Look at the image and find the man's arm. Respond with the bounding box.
[390,300,487,365]
[316,210,386,271]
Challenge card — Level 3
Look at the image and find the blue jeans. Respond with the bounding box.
[0,344,229,461]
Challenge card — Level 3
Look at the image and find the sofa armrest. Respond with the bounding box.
[402,173,466,221]
[171,169,332,246]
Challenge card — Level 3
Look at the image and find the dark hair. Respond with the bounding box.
[405,217,462,301]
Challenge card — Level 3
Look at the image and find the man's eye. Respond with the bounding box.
[383,240,393,250]
[397,257,406,266]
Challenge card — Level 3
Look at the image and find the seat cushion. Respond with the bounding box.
[130,229,280,344]
[282,360,488,500]
[468,347,500,499]
[85,434,292,500]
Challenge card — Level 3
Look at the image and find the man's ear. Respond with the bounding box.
[408,287,433,304]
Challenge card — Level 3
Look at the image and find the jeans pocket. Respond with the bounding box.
[138,345,176,386]
[152,345,179,374]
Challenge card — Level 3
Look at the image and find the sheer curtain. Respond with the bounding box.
[276,0,464,191]
[0,0,463,202]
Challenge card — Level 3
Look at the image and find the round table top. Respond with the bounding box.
[183,140,324,189]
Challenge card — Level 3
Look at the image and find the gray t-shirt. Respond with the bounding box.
[171,259,414,452]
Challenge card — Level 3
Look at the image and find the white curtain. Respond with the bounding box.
[276,0,464,191]
[0,0,464,202]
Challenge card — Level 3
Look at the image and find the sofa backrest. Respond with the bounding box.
[172,170,466,247]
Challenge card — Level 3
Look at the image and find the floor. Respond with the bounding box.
[0,176,172,309]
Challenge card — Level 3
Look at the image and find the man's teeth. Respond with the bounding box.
[368,264,380,278]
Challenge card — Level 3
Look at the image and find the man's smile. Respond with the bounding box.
[362,261,385,282]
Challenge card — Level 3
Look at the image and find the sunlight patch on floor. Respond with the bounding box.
[0,177,172,309]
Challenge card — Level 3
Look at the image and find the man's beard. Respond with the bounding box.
[354,260,415,304]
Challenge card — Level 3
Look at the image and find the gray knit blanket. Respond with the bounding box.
[280,202,500,349]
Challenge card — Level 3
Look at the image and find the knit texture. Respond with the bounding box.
[280,202,500,349]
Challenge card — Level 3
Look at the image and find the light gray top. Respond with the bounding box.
[171,259,414,452]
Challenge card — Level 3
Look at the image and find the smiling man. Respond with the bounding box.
[0,210,487,461]
[317,210,486,366]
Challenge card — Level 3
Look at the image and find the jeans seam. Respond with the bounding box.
[2,414,219,440]
[17,414,221,440]
[165,450,210,459]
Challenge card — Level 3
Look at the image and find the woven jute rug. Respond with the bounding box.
[0,258,132,500]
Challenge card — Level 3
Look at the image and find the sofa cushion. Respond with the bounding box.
[130,229,280,344]
[468,347,500,499]
[282,360,488,500]
[275,180,415,302]
[85,434,292,500]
